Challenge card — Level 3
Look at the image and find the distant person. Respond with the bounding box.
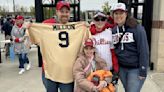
[11,15,31,74]
[0,17,4,33]
[112,3,149,92]
[2,17,13,57]
[2,17,13,37]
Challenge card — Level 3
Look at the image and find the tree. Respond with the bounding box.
[0,6,8,16]
[14,5,28,14]
[29,6,35,17]
[43,7,56,19]
[102,1,111,14]
[15,4,21,13]
[20,6,28,13]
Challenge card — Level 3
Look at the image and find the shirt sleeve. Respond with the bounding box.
[11,26,16,40]
[28,23,44,46]
[136,25,149,77]
[108,29,114,49]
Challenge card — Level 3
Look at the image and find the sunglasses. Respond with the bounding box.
[94,17,106,21]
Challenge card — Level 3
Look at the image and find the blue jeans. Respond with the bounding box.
[119,67,146,92]
[42,71,47,89]
[42,72,74,92]
[18,53,29,68]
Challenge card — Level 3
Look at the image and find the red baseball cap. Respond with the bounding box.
[16,15,24,20]
[84,38,95,47]
[56,1,70,10]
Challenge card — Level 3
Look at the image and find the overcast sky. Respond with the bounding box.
[0,0,117,12]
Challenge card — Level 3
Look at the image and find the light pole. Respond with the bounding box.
[13,0,15,14]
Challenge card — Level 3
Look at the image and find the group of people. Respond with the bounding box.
[7,0,149,92]
[1,16,14,58]
[73,2,149,92]
[0,15,31,74]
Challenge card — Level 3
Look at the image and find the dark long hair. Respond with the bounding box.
[125,16,138,28]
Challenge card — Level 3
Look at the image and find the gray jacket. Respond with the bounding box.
[11,25,30,54]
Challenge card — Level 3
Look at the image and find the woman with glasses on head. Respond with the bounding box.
[90,12,119,84]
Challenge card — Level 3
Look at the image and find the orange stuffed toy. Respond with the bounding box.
[87,70,115,92]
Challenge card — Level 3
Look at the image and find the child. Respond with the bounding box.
[73,38,113,92]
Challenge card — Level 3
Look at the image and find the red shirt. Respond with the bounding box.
[42,18,56,23]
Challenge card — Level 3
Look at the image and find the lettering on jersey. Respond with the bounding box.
[92,38,111,45]
[112,33,120,44]
[112,32,135,44]
[53,24,75,30]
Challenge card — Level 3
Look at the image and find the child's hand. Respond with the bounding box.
[92,86,98,92]
[96,81,107,91]
[138,76,146,80]
[105,77,112,84]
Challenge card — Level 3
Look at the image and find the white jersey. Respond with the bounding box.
[92,28,114,70]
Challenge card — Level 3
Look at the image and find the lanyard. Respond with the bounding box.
[91,60,96,72]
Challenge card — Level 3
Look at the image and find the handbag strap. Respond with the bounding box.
[84,59,96,73]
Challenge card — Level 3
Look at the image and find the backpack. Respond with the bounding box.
[87,70,115,92]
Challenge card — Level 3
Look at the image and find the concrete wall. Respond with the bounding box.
[151,0,164,71]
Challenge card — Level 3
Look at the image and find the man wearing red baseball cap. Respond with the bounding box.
[42,1,70,24]
[41,1,74,92]
[56,1,71,24]
[56,0,70,10]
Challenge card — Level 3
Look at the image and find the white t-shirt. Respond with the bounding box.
[92,28,114,70]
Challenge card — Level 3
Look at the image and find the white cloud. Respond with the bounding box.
[0,0,34,12]
[81,0,117,11]
[0,0,117,12]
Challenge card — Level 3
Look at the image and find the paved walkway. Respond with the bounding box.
[0,48,45,92]
[0,33,164,92]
